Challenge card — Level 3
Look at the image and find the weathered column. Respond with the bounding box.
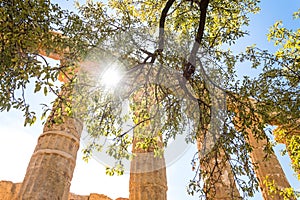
[274,125,300,177]
[18,90,83,199]
[197,137,241,200]
[229,97,295,199]
[16,32,83,199]
[234,116,294,199]
[129,86,168,200]
[129,137,167,200]
[247,130,294,200]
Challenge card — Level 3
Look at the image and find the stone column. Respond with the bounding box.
[247,131,294,200]
[129,137,167,200]
[197,137,241,200]
[233,117,293,199]
[274,126,300,177]
[128,86,167,200]
[229,98,295,199]
[18,91,83,199]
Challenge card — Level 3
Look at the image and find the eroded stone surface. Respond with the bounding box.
[197,138,241,200]
[129,137,168,200]
[247,132,294,200]
[0,181,21,200]
[18,116,83,200]
[0,181,126,200]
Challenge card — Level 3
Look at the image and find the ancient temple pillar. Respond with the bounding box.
[228,97,295,199]
[129,137,167,200]
[18,34,83,199]
[273,125,300,177]
[129,86,168,200]
[197,136,241,200]
[18,90,83,200]
[247,130,294,200]
[233,116,294,199]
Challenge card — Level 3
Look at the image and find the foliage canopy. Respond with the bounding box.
[1,0,299,199]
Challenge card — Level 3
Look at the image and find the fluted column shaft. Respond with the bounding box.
[19,86,83,200]
[234,117,293,199]
[230,98,294,199]
[18,116,82,200]
[129,86,167,200]
[18,35,83,199]
[129,137,167,200]
[247,130,293,200]
[197,137,241,200]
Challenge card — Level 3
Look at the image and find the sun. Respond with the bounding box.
[100,67,122,89]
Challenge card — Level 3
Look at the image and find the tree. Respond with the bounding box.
[1,0,299,199]
[240,10,300,176]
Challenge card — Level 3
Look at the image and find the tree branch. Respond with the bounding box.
[158,0,176,52]
[139,0,176,64]
[184,0,210,80]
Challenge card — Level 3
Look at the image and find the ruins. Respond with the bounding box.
[0,36,298,200]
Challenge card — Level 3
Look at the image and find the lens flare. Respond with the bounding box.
[100,67,122,89]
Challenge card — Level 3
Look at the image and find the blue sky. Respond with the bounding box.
[0,0,299,200]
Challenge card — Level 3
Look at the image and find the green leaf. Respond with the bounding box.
[34,83,41,93]
[43,87,48,96]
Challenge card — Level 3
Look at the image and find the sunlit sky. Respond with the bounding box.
[0,1,299,200]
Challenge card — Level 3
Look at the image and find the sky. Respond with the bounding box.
[0,0,299,200]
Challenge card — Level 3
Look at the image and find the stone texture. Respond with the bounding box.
[18,91,83,200]
[129,137,168,200]
[0,181,21,200]
[230,99,295,200]
[197,138,241,200]
[20,40,129,200]
[129,86,168,200]
[1,181,124,200]
[68,193,89,200]
[234,119,293,199]
[247,131,294,200]
[89,193,112,200]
